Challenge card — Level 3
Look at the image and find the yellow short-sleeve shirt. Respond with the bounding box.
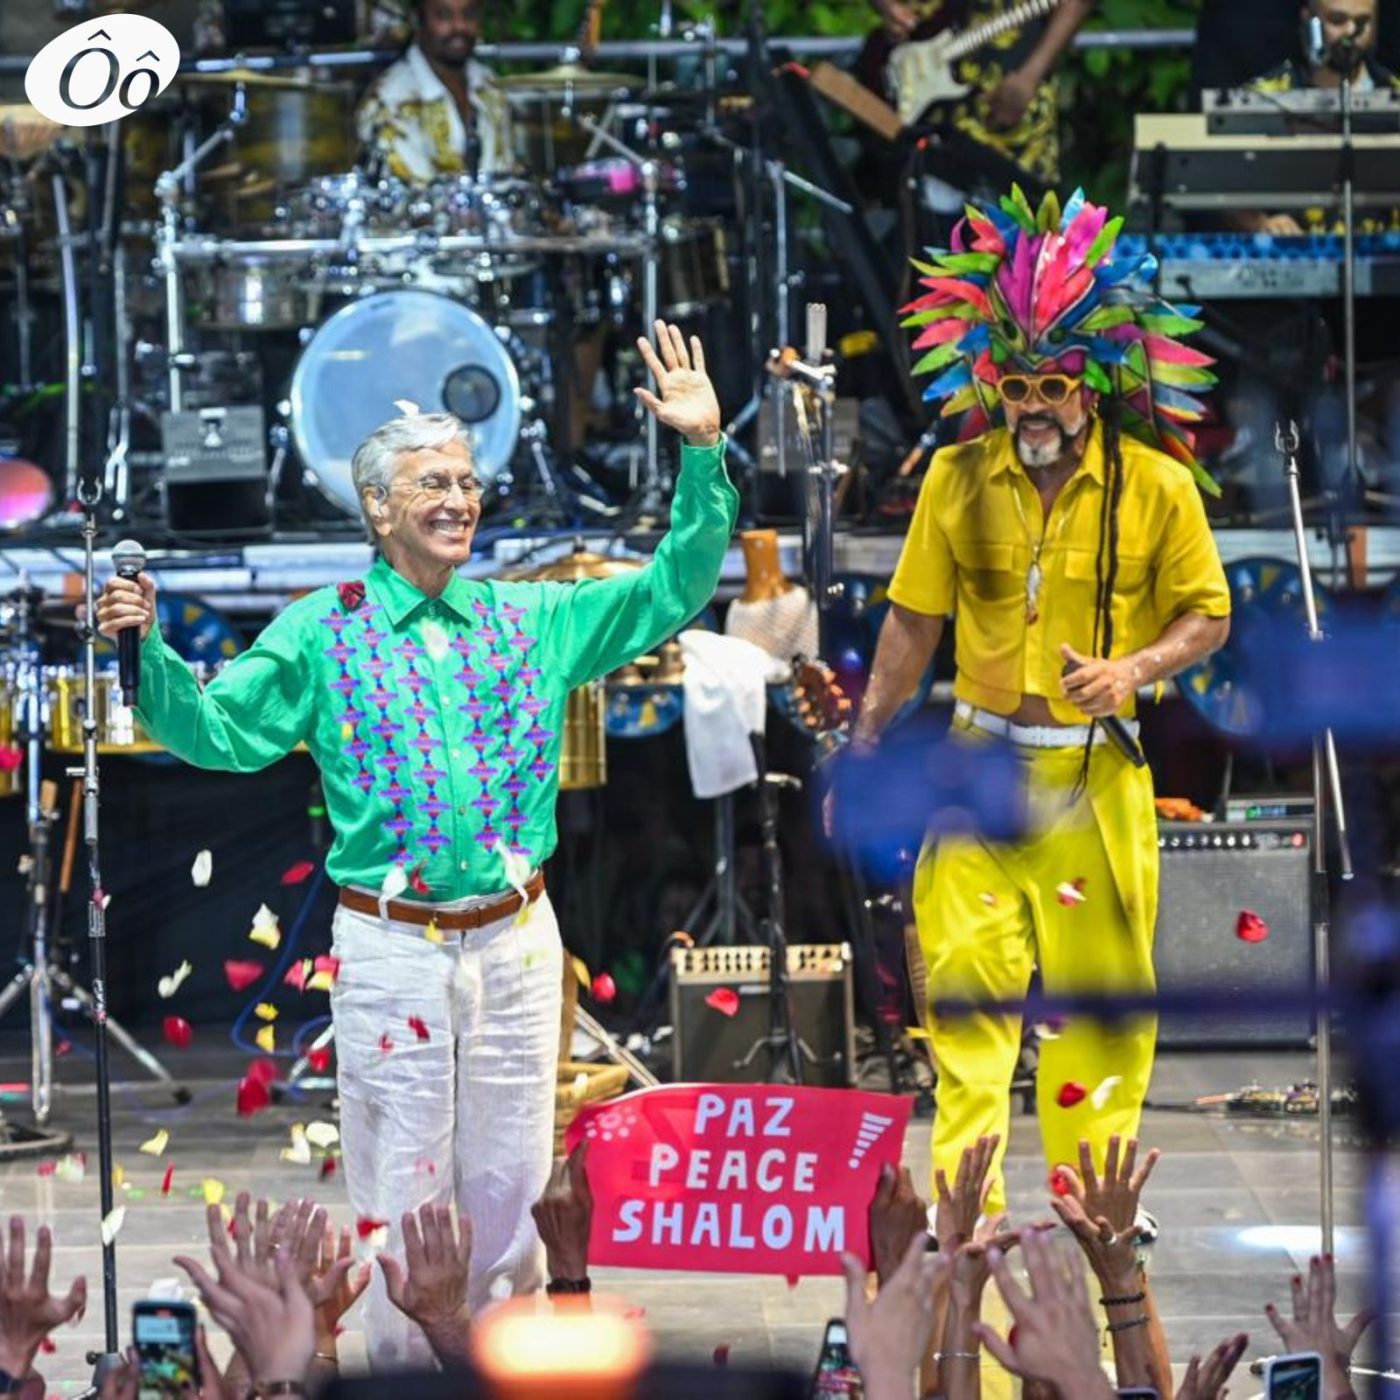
[887,421,1231,723]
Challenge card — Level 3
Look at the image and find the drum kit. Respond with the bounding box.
[0,52,741,535]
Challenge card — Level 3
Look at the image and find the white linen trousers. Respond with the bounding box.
[329,888,563,1370]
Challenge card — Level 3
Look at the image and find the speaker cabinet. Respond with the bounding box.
[1154,821,1313,1048]
[669,944,855,1087]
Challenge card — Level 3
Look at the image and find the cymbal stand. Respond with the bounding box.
[154,82,247,414]
[565,111,666,514]
[1,173,35,395]
[0,584,71,1158]
[1278,419,1352,1258]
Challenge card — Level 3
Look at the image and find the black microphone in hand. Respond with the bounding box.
[110,539,147,707]
[1060,656,1147,768]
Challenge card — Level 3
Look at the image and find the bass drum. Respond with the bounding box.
[289,290,523,517]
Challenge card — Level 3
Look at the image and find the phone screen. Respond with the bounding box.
[1267,1356,1322,1400]
[810,1319,861,1398]
[133,1303,198,1399]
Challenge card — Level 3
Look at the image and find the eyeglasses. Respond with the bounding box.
[395,473,484,503]
[998,373,1083,407]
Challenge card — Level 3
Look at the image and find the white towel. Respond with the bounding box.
[679,630,789,798]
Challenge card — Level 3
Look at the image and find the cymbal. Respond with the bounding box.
[0,106,64,163]
[177,68,335,92]
[507,549,643,582]
[499,64,638,96]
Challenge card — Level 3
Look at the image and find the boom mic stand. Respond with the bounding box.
[1278,419,1351,1258]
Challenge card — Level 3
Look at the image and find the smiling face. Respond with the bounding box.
[417,0,481,68]
[999,366,1096,471]
[1305,0,1377,63]
[368,438,483,582]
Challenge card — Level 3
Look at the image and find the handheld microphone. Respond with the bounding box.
[1307,14,1328,68]
[1060,657,1147,768]
[110,539,147,707]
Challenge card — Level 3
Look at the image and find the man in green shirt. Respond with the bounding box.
[96,323,737,1367]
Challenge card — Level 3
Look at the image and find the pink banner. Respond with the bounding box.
[565,1084,912,1276]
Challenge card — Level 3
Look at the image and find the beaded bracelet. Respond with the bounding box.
[1106,1315,1150,1334]
[1100,1290,1147,1307]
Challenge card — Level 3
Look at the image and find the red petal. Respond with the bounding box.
[162,1016,193,1050]
[55,1040,72,1058]
[161,1165,174,1196]
[0,745,22,773]
[224,960,264,992]
[591,972,617,1005]
[1055,1081,1087,1109]
[408,864,432,896]
[246,1057,278,1087]
[319,1155,338,1182]
[408,1015,430,1042]
[283,961,311,992]
[704,987,740,1018]
[235,1075,271,1117]
[39,1339,56,1355]
[378,1033,394,1053]
[313,955,341,982]
[1236,909,1270,944]
[307,1048,332,1073]
[713,1345,730,1366]
[1050,1167,1073,1197]
[280,860,316,886]
[356,1216,389,1240]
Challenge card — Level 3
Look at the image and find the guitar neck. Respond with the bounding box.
[945,0,1059,62]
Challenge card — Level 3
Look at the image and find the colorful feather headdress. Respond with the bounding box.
[902,185,1219,495]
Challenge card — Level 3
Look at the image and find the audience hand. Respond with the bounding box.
[869,1163,930,1288]
[949,1216,1044,1310]
[531,1140,593,1282]
[1175,1332,1249,1400]
[935,1134,1000,1251]
[174,1208,315,1388]
[1061,1135,1159,1240]
[315,1224,370,1335]
[0,1218,86,1381]
[1266,1254,1372,1392]
[971,1227,1115,1398]
[1050,1190,1141,1290]
[842,1234,949,1400]
[378,1204,473,1355]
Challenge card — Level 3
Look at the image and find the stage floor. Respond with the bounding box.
[0,1037,1384,1392]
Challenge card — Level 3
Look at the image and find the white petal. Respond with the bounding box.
[381,865,408,900]
[305,1121,340,1150]
[1090,1075,1123,1110]
[393,398,421,417]
[101,1205,126,1245]
[190,850,213,887]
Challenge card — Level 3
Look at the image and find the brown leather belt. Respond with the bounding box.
[337,869,545,931]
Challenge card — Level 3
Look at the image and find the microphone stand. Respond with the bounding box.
[1277,419,1352,1259]
[73,477,123,1396]
[1336,40,1360,498]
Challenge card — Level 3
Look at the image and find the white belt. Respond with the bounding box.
[954,701,1139,750]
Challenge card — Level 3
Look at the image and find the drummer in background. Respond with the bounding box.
[356,0,513,183]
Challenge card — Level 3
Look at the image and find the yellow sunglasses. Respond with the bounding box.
[998,373,1083,406]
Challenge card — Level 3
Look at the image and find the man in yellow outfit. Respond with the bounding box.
[851,187,1231,1210]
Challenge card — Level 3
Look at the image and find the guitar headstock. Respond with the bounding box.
[790,655,853,760]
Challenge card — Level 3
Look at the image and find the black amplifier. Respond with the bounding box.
[669,944,855,1087]
[1154,821,1313,1048]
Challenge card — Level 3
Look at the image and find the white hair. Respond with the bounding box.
[348,412,475,543]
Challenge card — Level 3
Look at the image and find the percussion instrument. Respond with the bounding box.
[191,258,313,331]
[45,668,164,755]
[504,67,639,177]
[289,289,526,515]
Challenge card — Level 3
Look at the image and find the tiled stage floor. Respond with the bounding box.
[0,1035,1386,1393]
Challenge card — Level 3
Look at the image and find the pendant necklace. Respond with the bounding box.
[1010,479,1067,625]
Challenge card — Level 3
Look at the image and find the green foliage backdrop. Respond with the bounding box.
[482,0,1203,203]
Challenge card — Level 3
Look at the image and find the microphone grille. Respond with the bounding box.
[111,539,147,574]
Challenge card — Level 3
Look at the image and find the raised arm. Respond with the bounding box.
[544,322,739,688]
[96,572,314,772]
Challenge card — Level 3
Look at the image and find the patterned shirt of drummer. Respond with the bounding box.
[133,440,737,900]
[356,42,513,183]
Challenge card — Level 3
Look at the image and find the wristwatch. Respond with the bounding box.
[545,1276,592,1295]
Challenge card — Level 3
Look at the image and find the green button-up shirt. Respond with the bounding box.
[136,440,737,900]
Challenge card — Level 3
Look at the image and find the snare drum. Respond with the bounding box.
[191,258,311,331]
[659,217,730,318]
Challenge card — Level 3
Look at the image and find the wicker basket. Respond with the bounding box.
[554,1061,629,1156]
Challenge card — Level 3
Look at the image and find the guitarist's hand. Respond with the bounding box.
[987,66,1036,129]
[873,0,916,42]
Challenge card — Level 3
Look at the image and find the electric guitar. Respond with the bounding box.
[857,0,1063,128]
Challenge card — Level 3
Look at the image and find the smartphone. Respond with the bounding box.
[1265,1351,1323,1400]
[809,1318,861,1399]
[132,1299,200,1399]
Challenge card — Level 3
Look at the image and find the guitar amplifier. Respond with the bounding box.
[669,944,855,1087]
[1154,821,1313,1048]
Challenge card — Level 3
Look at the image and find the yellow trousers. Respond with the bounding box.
[914,720,1159,1212]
